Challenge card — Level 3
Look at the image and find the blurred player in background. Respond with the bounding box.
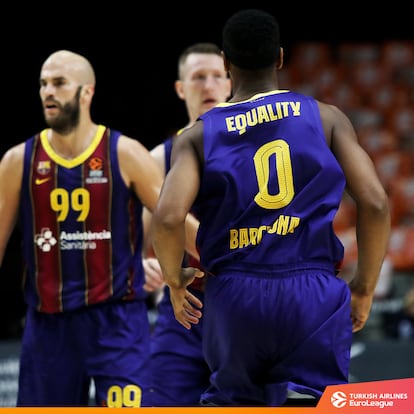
[142,42,231,406]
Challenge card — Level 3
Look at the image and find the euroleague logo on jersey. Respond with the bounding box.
[89,157,103,170]
[331,391,347,408]
[86,157,108,184]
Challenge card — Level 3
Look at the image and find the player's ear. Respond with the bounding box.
[222,51,230,73]
[175,80,185,100]
[277,47,284,70]
[81,84,95,98]
[80,85,94,105]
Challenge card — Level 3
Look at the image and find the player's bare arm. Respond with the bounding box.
[0,143,25,265]
[118,135,164,212]
[151,125,204,329]
[319,102,391,332]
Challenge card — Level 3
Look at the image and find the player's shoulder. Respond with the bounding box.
[150,142,165,163]
[1,141,25,163]
[180,120,204,142]
[0,142,25,178]
[173,121,204,157]
[116,134,155,170]
[117,133,147,150]
[317,99,351,126]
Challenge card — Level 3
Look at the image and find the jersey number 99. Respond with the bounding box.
[50,188,90,222]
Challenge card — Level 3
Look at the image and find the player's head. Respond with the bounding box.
[177,43,223,80]
[222,9,282,70]
[39,50,95,133]
[175,42,231,124]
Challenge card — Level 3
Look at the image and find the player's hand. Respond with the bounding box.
[169,267,204,330]
[179,267,205,288]
[143,257,165,292]
[348,278,375,332]
[349,292,374,332]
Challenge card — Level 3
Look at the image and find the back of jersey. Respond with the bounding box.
[195,90,346,274]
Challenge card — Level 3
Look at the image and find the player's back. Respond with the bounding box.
[195,90,346,274]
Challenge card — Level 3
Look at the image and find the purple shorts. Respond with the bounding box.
[17,300,151,407]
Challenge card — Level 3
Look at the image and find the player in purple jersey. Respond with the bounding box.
[142,43,231,406]
[151,9,390,407]
[0,50,198,407]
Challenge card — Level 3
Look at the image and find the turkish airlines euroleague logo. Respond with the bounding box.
[331,391,347,408]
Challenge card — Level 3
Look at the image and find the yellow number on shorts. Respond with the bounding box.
[106,384,142,408]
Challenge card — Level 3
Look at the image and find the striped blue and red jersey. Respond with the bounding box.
[194,90,346,274]
[19,125,146,313]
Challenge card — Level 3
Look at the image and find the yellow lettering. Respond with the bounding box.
[225,117,236,132]
[226,101,301,136]
[276,214,290,235]
[290,101,301,115]
[266,104,278,120]
[239,228,249,248]
[257,105,270,123]
[229,229,239,249]
[249,228,258,245]
[275,102,283,118]
[246,109,258,127]
[267,218,278,234]
[257,226,267,243]
[281,102,290,116]
[235,114,247,135]
[228,217,301,250]
[288,216,301,232]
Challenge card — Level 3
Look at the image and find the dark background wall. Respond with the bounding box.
[2,2,412,155]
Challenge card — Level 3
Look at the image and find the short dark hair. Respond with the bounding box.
[178,42,222,79]
[222,9,280,70]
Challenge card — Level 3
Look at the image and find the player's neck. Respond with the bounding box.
[229,76,279,102]
[47,121,98,160]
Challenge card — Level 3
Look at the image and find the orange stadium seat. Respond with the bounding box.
[387,226,414,272]
[312,64,345,99]
[338,43,381,66]
[327,82,360,112]
[389,176,414,227]
[335,226,358,270]
[289,42,332,68]
[347,105,384,130]
[333,193,356,233]
[288,42,333,85]
[372,150,414,192]
[382,41,414,69]
[368,83,411,113]
[348,61,389,94]
[386,104,414,139]
[358,126,399,157]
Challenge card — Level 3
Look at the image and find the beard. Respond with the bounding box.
[44,86,82,135]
